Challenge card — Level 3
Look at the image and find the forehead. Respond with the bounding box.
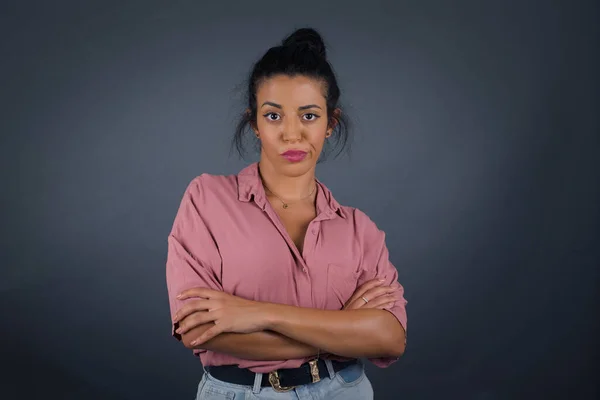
[256,75,327,106]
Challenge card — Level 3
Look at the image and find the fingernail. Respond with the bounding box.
[190,339,197,345]
[176,294,182,299]
[378,278,385,282]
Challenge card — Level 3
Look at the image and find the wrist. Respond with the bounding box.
[259,302,283,331]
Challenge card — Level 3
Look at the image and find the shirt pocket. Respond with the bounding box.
[327,263,360,309]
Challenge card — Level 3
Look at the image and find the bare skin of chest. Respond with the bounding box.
[268,200,317,254]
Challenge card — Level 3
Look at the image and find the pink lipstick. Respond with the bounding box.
[281,150,307,163]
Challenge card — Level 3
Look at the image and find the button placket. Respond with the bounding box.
[303,222,320,265]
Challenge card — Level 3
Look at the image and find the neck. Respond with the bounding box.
[257,158,316,201]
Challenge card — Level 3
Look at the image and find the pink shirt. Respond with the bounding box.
[166,162,407,373]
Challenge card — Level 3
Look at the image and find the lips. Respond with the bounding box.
[281,150,308,162]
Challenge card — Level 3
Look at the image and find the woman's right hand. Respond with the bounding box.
[342,278,396,310]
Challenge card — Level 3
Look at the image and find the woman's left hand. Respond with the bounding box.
[173,288,269,345]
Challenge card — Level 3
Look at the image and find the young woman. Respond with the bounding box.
[166,28,407,399]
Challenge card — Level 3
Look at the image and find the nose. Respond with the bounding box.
[281,117,302,143]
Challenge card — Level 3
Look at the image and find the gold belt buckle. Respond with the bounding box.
[268,370,297,392]
[268,358,321,392]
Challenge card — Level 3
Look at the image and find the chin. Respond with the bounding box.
[279,159,315,177]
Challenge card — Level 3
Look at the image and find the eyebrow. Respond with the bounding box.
[261,101,322,111]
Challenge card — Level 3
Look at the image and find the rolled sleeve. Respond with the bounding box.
[357,211,408,368]
[369,241,408,368]
[370,280,407,367]
[166,176,223,342]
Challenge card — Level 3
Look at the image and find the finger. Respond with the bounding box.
[345,293,377,310]
[363,286,396,302]
[346,285,393,310]
[349,292,395,310]
[356,278,386,296]
[364,294,396,309]
[190,324,224,346]
[346,279,385,305]
[376,301,396,309]
[177,288,220,300]
[175,311,217,334]
[173,299,213,322]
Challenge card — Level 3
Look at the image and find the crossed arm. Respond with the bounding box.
[167,181,407,362]
[180,327,320,361]
[172,280,406,361]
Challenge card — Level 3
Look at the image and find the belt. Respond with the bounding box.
[206,358,358,392]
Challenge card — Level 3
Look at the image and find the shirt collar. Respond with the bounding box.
[237,162,345,219]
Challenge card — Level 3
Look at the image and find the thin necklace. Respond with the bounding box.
[263,181,317,209]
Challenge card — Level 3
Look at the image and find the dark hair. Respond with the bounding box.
[231,28,352,161]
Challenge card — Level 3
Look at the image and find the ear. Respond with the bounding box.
[327,108,342,134]
[246,108,259,135]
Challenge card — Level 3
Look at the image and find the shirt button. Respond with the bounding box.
[303,268,307,272]
[311,228,318,235]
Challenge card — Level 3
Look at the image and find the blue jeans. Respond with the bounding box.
[196,359,373,399]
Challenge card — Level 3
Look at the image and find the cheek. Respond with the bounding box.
[256,124,279,151]
[308,125,328,147]
[256,118,268,133]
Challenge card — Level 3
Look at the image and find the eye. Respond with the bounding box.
[264,112,280,121]
[303,113,320,121]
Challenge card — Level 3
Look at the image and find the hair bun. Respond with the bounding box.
[281,28,327,58]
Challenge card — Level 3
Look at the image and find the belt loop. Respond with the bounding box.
[252,372,263,394]
[324,359,335,379]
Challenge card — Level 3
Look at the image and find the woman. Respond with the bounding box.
[166,28,407,399]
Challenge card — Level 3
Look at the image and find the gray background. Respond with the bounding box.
[1,0,598,399]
